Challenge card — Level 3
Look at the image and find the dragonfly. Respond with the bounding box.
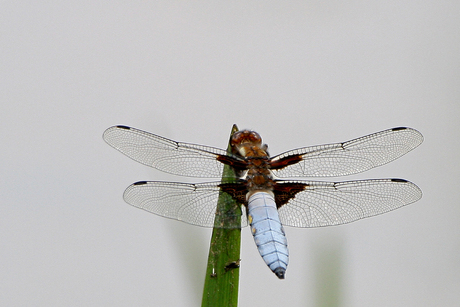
[103,125,423,279]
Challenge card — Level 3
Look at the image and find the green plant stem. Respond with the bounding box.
[201,124,241,307]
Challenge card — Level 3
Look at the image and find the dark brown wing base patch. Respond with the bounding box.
[219,181,308,209]
[273,182,308,209]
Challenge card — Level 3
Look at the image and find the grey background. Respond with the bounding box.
[2,2,459,306]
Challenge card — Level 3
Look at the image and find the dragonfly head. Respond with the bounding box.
[231,130,266,156]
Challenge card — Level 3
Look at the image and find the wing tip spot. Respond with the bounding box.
[391,178,408,183]
[116,125,131,130]
[391,127,407,131]
[133,181,148,185]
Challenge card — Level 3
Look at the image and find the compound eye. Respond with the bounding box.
[250,132,262,143]
[231,131,243,145]
[231,130,262,146]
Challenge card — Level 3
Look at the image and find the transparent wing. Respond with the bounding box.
[271,127,423,177]
[277,179,422,227]
[103,126,234,178]
[123,181,248,228]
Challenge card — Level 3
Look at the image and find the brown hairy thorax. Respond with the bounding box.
[231,130,275,199]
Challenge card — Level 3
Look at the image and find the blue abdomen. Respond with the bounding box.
[247,192,289,279]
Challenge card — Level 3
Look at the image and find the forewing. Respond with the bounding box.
[123,181,248,228]
[103,126,233,178]
[271,127,423,177]
[277,179,422,227]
